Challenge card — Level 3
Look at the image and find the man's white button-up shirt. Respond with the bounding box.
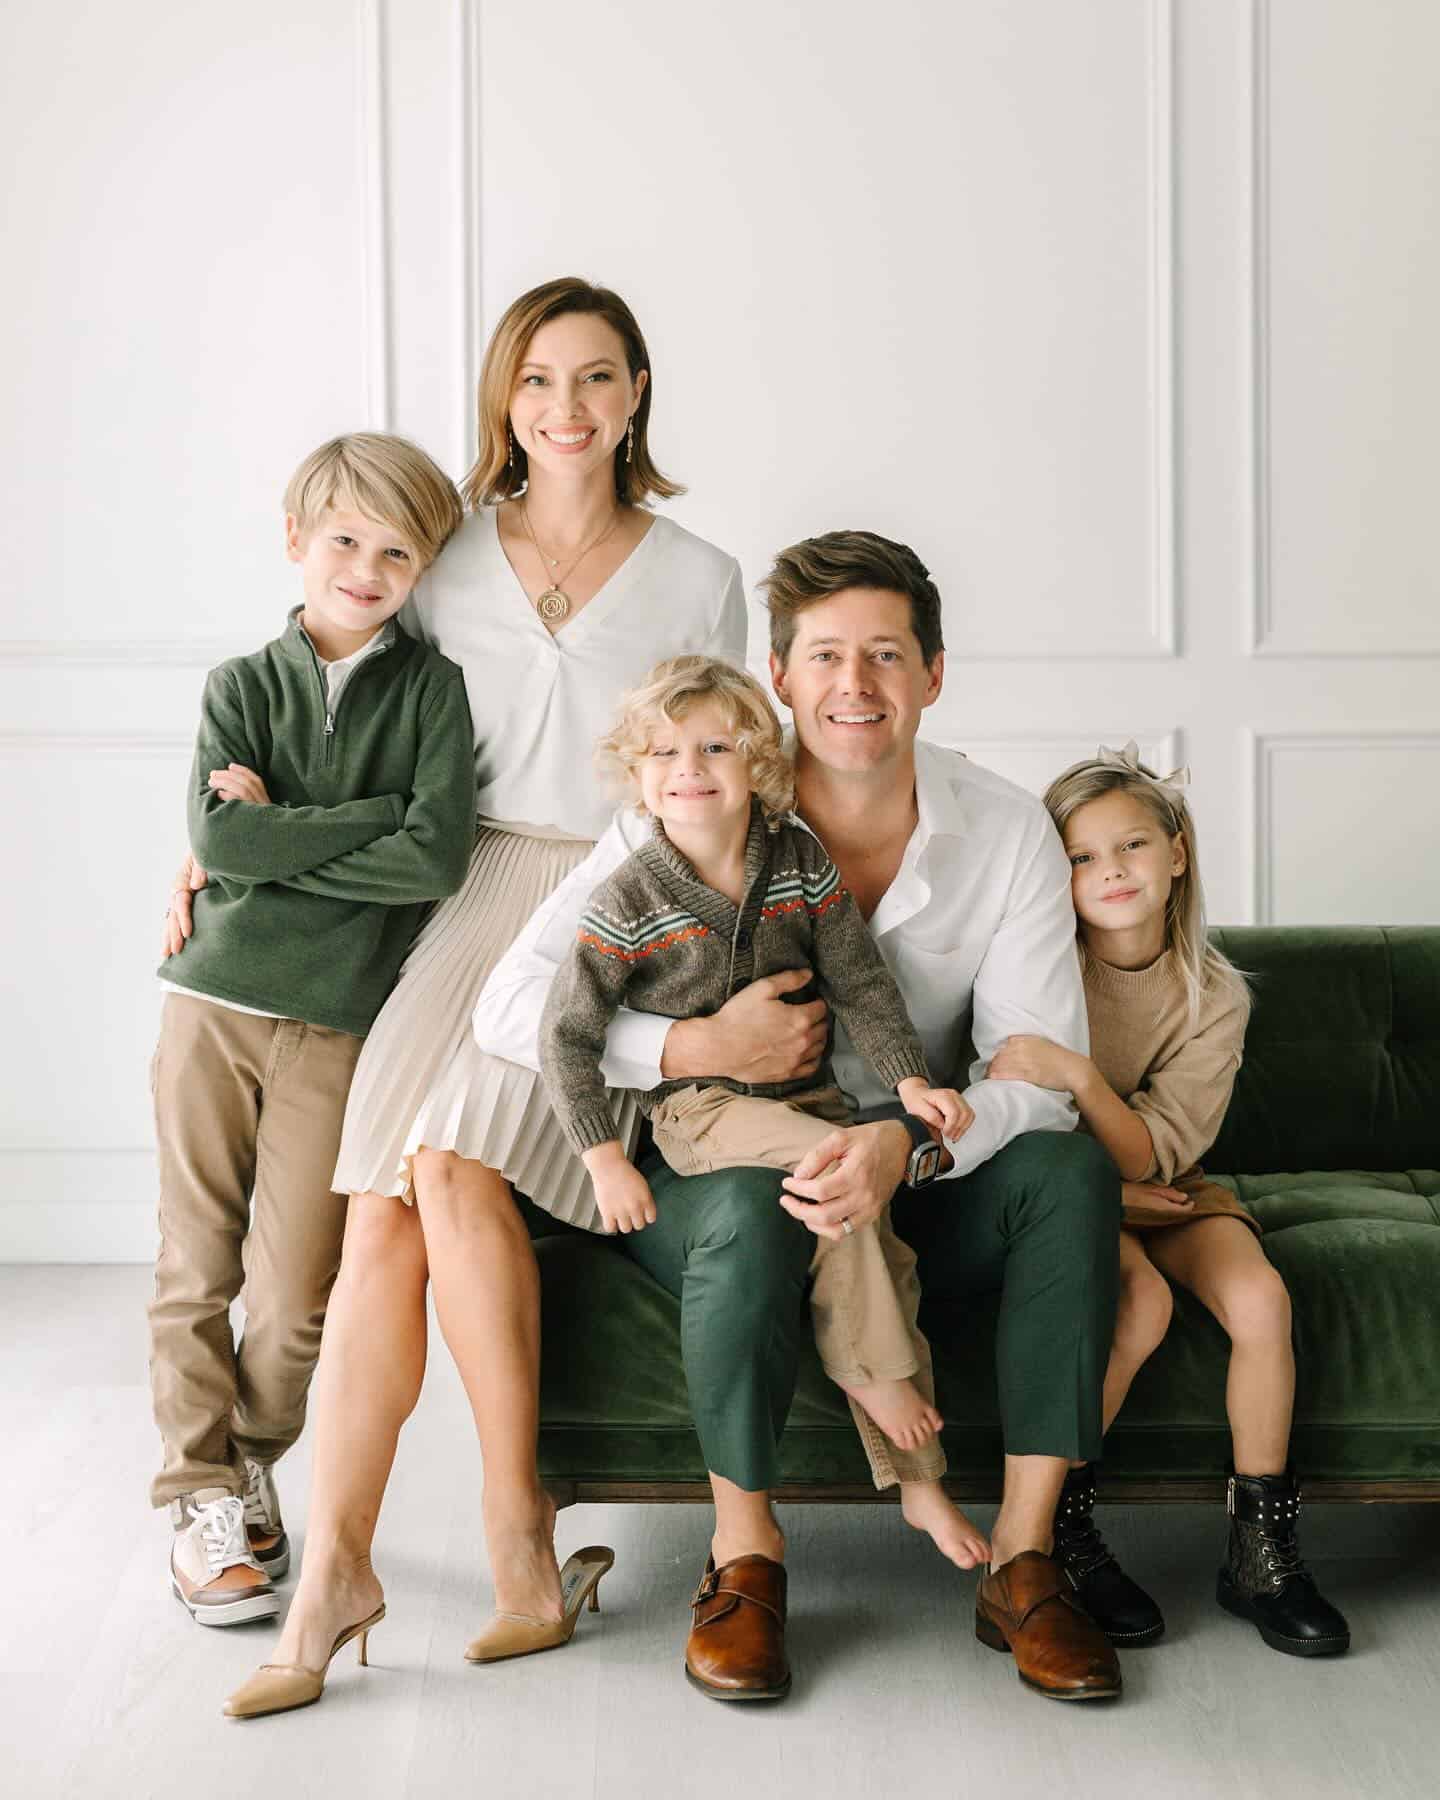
[472,739,1088,1182]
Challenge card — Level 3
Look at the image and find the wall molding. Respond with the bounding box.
[0,0,393,670]
[454,0,482,479]
[0,641,239,669]
[953,727,1182,770]
[963,0,1177,663]
[0,732,191,755]
[359,0,393,432]
[1245,0,1440,659]
[1246,728,1440,922]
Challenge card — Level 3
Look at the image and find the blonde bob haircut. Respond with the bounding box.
[461,276,684,511]
[284,433,463,570]
[1042,756,1248,1031]
[599,656,794,827]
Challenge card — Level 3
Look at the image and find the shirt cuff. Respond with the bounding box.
[599,1008,670,1093]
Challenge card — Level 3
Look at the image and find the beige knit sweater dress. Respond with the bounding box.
[1082,947,1260,1236]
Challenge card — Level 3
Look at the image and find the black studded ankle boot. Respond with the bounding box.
[1216,1471,1351,1657]
[1052,1462,1165,1645]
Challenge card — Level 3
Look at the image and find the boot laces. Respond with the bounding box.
[1256,1522,1309,1588]
[1055,1483,1116,1581]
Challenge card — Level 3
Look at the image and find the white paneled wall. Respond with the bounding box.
[2,0,1436,1259]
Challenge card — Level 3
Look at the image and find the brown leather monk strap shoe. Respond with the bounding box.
[684,1553,791,1701]
[976,1551,1122,1701]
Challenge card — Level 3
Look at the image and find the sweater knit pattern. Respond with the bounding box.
[538,805,931,1154]
[1082,946,1251,1184]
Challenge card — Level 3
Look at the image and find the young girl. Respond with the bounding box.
[988,742,1350,1658]
[537,655,990,1570]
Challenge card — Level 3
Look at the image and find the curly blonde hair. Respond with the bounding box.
[598,656,794,825]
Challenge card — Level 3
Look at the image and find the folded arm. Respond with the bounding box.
[187,670,405,884]
[277,674,476,905]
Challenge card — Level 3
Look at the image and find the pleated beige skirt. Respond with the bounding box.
[332,821,637,1231]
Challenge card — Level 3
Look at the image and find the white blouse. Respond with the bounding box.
[403,507,747,840]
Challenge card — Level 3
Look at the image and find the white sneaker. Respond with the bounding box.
[170,1490,278,1627]
[242,1458,291,1581]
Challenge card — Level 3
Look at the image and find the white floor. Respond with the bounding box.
[2,1267,1436,1800]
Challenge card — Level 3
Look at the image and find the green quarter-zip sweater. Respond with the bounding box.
[159,608,475,1036]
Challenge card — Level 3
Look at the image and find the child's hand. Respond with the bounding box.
[208,764,271,805]
[987,1034,1084,1093]
[1122,1180,1194,1213]
[897,1077,975,1144]
[583,1143,657,1236]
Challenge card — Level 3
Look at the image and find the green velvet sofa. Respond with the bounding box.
[533,927,1440,1507]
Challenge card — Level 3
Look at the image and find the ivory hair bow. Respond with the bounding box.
[1096,739,1191,795]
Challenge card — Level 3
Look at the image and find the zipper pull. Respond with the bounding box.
[324,713,335,736]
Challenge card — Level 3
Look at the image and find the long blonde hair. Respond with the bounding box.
[598,656,795,826]
[1042,756,1247,1029]
[460,277,683,510]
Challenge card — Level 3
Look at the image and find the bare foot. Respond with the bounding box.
[900,1479,990,1570]
[272,1555,386,1671]
[840,1376,943,1449]
[485,1488,563,1623]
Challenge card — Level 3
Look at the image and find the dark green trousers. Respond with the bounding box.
[602,1129,1119,1491]
[891,1130,1121,1463]
[613,1152,813,1492]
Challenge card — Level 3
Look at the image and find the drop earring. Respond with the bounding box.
[626,416,634,464]
[507,425,515,472]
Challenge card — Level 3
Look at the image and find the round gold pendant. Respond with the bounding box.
[536,586,570,623]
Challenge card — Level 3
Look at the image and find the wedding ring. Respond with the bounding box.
[841,1218,854,1236]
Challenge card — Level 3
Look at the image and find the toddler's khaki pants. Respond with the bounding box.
[147,993,362,1507]
[649,1082,945,1487]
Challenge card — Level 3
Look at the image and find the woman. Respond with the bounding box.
[178,277,746,1716]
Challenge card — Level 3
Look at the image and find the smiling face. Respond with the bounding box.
[769,587,943,776]
[509,312,646,485]
[287,506,421,657]
[635,697,754,832]
[1062,787,1187,954]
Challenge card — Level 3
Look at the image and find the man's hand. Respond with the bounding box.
[660,968,828,1086]
[161,852,209,959]
[987,1034,1086,1095]
[1122,1179,1194,1213]
[583,1141,657,1235]
[208,763,271,805]
[896,1077,975,1144]
[778,1120,911,1242]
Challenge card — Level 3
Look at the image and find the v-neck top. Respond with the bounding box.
[402,506,746,838]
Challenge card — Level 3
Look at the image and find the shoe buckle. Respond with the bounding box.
[692,1571,718,1608]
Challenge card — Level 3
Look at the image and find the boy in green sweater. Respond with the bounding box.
[150,433,474,1627]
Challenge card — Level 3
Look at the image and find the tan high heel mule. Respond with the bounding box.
[222,1604,386,1719]
[464,1546,614,1664]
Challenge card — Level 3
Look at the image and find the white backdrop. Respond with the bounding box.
[2,0,1437,1259]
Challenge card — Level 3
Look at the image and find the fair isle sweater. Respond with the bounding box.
[538,804,931,1154]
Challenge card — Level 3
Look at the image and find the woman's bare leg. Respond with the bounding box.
[1147,1218,1294,1473]
[1101,1229,1175,1433]
[271,1191,430,1668]
[412,1149,562,1622]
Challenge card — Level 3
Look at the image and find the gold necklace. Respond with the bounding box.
[519,502,622,623]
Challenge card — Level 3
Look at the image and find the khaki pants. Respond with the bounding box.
[649,1083,946,1488]
[147,993,362,1507]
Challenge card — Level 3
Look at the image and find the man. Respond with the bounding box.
[475,530,1124,1702]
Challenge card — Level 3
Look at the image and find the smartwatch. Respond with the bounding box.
[895,1112,944,1189]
